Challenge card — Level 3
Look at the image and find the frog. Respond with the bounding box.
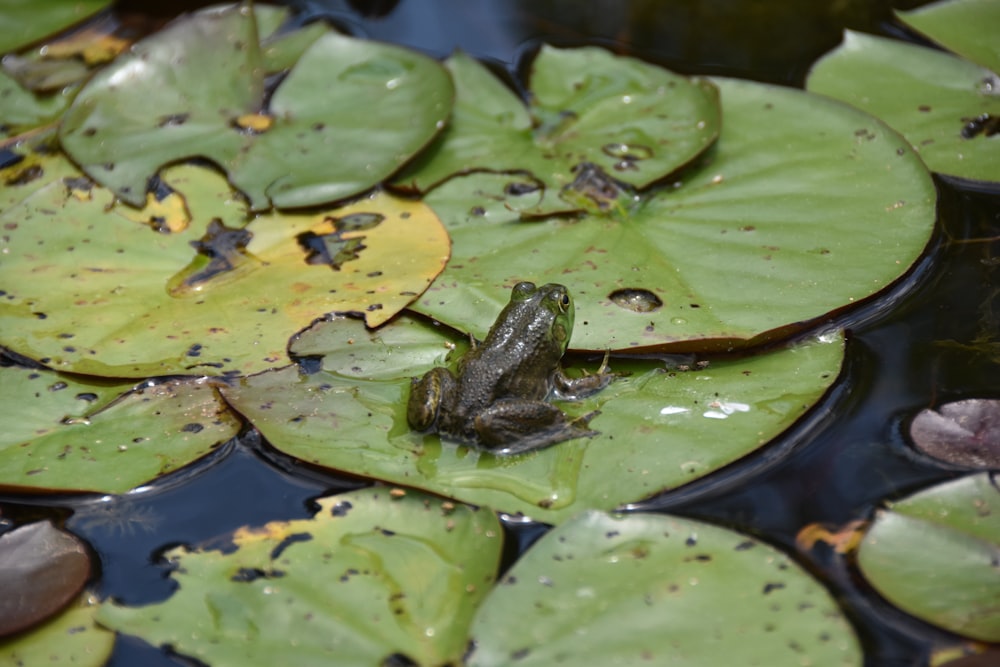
[407,281,615,455]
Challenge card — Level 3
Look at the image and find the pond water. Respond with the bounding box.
[2,1,997,665]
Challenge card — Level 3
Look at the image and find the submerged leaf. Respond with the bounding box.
[858,473,1000,642]
[99,487,503,666]
[395,48,720,215]
[0,521,90,637]
[909,398,1000,468]
[224,316,844,523]
[468,511,861,666]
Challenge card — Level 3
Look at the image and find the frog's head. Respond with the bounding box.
[509,281,575,354]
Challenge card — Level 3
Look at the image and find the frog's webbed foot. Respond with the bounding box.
[553,351,622,400]
[475,400,599,456]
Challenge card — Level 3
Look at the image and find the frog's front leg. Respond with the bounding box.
[407,367,457,432]
[552,351,617,400]
[474,399,599,455]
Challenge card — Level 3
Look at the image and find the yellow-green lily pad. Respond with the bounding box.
[897,0,1000,74]
[226,315,844,523]
[857,473,1000,642]
[98,487,503,667]
[59,4,453,210]
[0,162,449,377]
[0,365,240,493]
[0,593,113,667]
[395,48,720,215]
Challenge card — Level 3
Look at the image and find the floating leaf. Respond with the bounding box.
[416,75,935,350]
[807,30,1000,185]
[0,521,90,637]
[59,5,453,210]
[0,365,240,493]
[909,398,1000,468]
[0,593,113,667]
[224,315,843,523]
[858,473,1000,642]
[897,0,1000,73]
[395,48,720,215]
[468,510,861,666]
[0,0,112,54]
[0,163,449,377]
[0,70,74,133]
[99,487,503,666]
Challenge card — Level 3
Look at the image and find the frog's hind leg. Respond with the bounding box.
[474,399,599,455]
[407,367,456,431]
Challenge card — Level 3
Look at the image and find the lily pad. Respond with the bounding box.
[0,0,112,54]
[806,30,1000,185]
[98,487,503,667]
[909,398,1000,468]
[224,315,844,523]
[857,473,1000,642]
[468,510,861,666]
[0,593,113,667]
[0,70,74,134]
[0,521,91,636]
[416,75,935,350]
[0,364,240,493]
[394,48,720,215]
[897,0,1000,73]
[0,163,449,377]
[59,4,453,210]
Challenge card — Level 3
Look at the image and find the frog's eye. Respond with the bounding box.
[559,293,570,310]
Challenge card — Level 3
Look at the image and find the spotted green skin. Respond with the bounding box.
[407,282,612,455]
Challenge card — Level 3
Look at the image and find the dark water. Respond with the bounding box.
[3,1,998,665]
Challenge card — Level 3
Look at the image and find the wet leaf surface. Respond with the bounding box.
[0,521,90,637]
[59,5,453,210]
[0,593,113,667]
[0,0,112,53]
[897,0,1000,74]
[394,48,720,215]
[415,77,935,350]
[0,365,240,493]
[858,473,1000,642]
[225,315,843,523]
[468,510,861,666]
[909,398,1000,468]
[807,30,1000,185]
[98,487,502,667]
[0,162,449,377]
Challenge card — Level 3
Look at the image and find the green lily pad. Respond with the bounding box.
[0,0,111,54]
[415,76,935,350]
[0,70,73,134]
[469,510,861,666]
[98,487,503,667]
[59,4,452,210]
[0,163,449,377]
[225,315,843,523]
[897,0,1000,73]
[0,594,113,667]
[395,48,720,215]
[857,473,1000,642]
[807,30,1000,185]
[0,364,241,493]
